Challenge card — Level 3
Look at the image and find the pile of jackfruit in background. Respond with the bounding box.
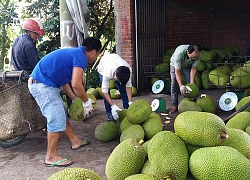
[152,45,250,91]
[86,79,138,100]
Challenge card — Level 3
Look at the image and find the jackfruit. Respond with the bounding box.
[125,174,158,180]
[221,127,250,159]
[194,72,202,89]
[151,77,159,86]
[243,88,250,97]
[209,69,230,87]
[120,124,145,142]
[120,117,132,133]
[230,67,250,88]
[174,111,228,146]
[196,94,216,113]
[196,61,206,72]
[127,99,152,124]
[109,79,116,89]
[201,51,214,62]
[68,95,96,121]
[235,96,250,112]
[225,111,250,131]
[201,70,212,89]
[141,131,189,180]
[162,53,172,63]
[189,146,250,180]
[242,60,250,73]
[132,86,137,96]
[184,142,201,156]
[205,61,214,71]
[141,113,163,140]
[94,121,118,142]
[184,83,199,98]
[86,88,99,99]
[178,101,202,113]
[154,63,170,73]
[105,138,146,180]
[48,167,103,180]
[96,87,103,98]
[117,109,128,124]
[245,126,250,135]
[110,89,120,99]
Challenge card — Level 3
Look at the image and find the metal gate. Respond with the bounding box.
[135,0,166,90]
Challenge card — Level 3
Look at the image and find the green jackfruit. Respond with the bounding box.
[230,67,250,88]
[178,101,202,113]
[174,111,228,146]
[221,127,250,159]
[86,88,99,99]
[141,131,189,180]
[209,69,230,87]
[205,61,214,71]
[117,109,128,124]
[109,79,116,89]
[189,146,250,180]
[226,111,250,131]
[242,60,250,73]
[105,138,146,180]
[162,53,172,63]
[201,51,214,62]
[127,99,152,124]
[154,63,170,73]
[196,61,206,72]
[94,121,118,142]
[120,124,145,142]
[48,167,103,180]
[245,126,250,135]
[184,142,201,156]
[125,174,158,180]
[184,83,199,98]
[196,94,216,113]
[110,89,120,99]
[132,86,137,96]
[235,96,250,112]
[194,72,202,89]
[96,87,103,98]
[201,70,213,89]
[243,88,250,97]
[142,113,163,140]
[68,95,96,121]
[120,117,132,133]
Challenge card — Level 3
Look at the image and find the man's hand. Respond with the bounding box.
[180,85,188,95]
[111,104,122,120]
[82,98,94,117]
[128,101,133,106]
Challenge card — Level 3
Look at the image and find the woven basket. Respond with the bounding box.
[0,82,46,140]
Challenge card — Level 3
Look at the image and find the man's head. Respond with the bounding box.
[22,18,45,41]
[187,44,201,60]
[115,66,130,86]
[83,37,102,64]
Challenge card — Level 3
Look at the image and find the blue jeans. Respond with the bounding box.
[170,66,191,107]
[99,74,129,119]
[28,83,67,132]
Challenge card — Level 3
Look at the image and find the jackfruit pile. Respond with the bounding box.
[86,80,138,99]
[178,94,217,114]
[105,111,250,180]
[152,45,250,90]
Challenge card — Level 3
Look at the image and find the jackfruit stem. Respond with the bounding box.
[139,139,144,145]
[220,131,229,139]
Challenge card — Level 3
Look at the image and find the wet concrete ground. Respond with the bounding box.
[0,88,234,180]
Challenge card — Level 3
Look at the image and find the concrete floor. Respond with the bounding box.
[0,88,234,180]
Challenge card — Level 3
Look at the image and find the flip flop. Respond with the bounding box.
[71,139,90,150]
[44,158,73,167]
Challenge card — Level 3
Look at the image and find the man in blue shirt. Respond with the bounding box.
[28,37,101,167]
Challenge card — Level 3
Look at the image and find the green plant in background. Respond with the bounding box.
[86,67,101,89]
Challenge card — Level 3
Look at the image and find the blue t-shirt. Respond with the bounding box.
[30,46,88,88]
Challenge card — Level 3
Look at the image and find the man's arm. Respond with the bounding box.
[60,83,77,101]
[126,86,132,102]
[190,67,197,83]
[175,68,183,87]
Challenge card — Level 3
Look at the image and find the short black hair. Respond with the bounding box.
[188,44,202,53]
[82,37,102,52]
[116,66,130,86]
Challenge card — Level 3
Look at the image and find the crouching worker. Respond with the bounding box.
[97,53,133,121]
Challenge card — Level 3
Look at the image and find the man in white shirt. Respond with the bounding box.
[97,53,133,121]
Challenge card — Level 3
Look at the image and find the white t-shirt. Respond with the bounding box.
[97,53,132,93]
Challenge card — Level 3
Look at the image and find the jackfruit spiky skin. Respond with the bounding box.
[209,69,230,87]
[132,86,137,97]
[154,63,170,73]
[225,111,250,131]
[196,94,216,113]
[184,83,199,98]
[174,111,227,146]
[245,126,250,135]
[178,101,202,113]
[117,109,128,124]
[96,87,103,98]
[109,79,116,89]
[86,88,99,99]
[120,124,145,142]
[119,117,132,133]
[141,131,189,180]
[184,142,201,156]
[242,60,250,73]
[189,146,250,180]
[110,89,120,99]
[201,70,212,89]
[142,113,163,140]
[105,138,146,180]
[94,121,118,142]
[48,167,103,180]
[68,95,96,121]
[127,99,152,124]
[243,88,250,97]
[221,127,250,159]
[125,174,158,180]
[235,96,250,112]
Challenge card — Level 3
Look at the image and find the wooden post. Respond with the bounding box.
[59,0,78,48]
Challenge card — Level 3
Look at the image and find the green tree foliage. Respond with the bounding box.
[0,0,18,71]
